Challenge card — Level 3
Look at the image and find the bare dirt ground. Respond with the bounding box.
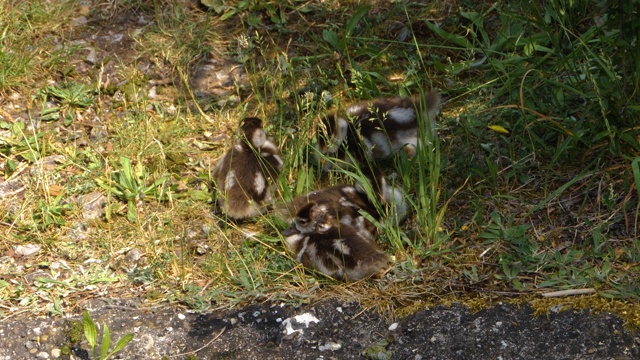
[0,300,638,359]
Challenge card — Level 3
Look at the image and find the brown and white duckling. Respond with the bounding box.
[277,168,408,240]
[278,183,379,240]
[316,91,441,169]
[212,117,283,220]
[283,202,390,281]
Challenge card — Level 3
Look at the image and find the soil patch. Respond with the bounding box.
[0,300,637,359]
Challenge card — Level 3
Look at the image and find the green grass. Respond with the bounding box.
[0,0,639,326]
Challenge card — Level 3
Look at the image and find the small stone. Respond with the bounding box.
[195,242,209,255]
[186,229,198,239]
[70,16,87,27]
[110,34,124,43]
[14,244,41,257]
[35,351,49,359]
[81,192,106,220]
[177,313,186,320]
[67,222,89,241]
[0,179,25,198]
[388,323,399,331]
[148,86,157,99]
[85,48,98,65]
[51,348,61,358]
[50,260,69,270]
[318,341,342,351]
[124,248,145,267]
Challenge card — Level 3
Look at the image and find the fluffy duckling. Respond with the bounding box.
[283,202,390,281]
[316,91,441,169]
[277,167,409,239]
[212,117,283,219]
[279,183,379,240]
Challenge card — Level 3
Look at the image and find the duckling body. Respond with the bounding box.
[284,202,389,281]
[278,167,409,238]
[317,92,441,169]
[212,117,283,219]
[279,184,380,240]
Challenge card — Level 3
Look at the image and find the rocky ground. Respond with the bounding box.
[0,300,638,359]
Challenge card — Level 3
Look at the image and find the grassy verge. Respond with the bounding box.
[1,0,639,325]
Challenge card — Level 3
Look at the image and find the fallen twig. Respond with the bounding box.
[541,288,596,298]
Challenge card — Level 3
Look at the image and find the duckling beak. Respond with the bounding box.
[281,223,298,236]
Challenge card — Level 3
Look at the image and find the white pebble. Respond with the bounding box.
[318,341,342,351]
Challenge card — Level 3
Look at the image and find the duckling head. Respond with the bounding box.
[293,202,333,234]
[240,117,267,149]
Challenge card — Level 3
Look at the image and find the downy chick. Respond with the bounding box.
[277,168,408,240]
[283,202,390,281]
[212,117,283,219]
[278,184,379,241]
[316,91,441,169]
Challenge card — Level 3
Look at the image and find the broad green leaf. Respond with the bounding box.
[220,8,237,21]
[189,189,211,201]
[246,13,260,27]
[198,0,224,13]
[106,333,135,359]
[100,324,111,360]
[4,158,16,178]
[11,121,25,136]
[83,310,97,349]
[423,20,473,49]
[127,201,138,222]
[345,5,371,37]
[322,29,339,50]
